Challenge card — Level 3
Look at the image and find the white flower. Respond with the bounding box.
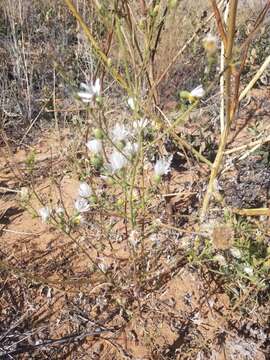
[38,207,51,223]
[124,142,139,157]
[190,85,205,99]
[214,254,226,266]
[203,33,218,54]
[79,182,92,198]
[74,214,86,225]
[109,150,128,172]
[111,123,129,143]
[133,118,149,134]
[243,266,253,276]
[134,118,148,129]
[77,84,93,103]
[74,197,90,213]
[230,247,242,259]
[203,33,218,46]
[86,139,103,154]
[127,97,135,110]
[55,207,64,215]
[92,78,101,96]
[77,78,100,103]
[154,156,172,177]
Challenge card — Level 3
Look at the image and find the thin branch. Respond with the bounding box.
[201,0,238,219]
[210,0,228,47]
[64,0,128,91]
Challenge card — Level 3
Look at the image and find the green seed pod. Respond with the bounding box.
[150,4,159,17]
[154,174,162,184]
[91,155,103,169]
[179,90,191,100]
[90,195,98,204]
[93,128,104,140]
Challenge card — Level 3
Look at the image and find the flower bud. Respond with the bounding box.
[151,4,159,17]
[107,57,112,67]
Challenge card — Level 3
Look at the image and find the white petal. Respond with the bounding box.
[80,82,92,92]
[127,97,135,110]
[124,142,139,156]
[230,247,242,259]
[38,207,51,223]
[154,156,172,176]
[79,182,92,198]
[111,123,129,142]
[77,91,93,102]
[109,151,128,172]
[203,33,217,44]
[243,266,253,275]
[190,85,205,98]
[92,78,101,96]
[86,139,103,154]
[56,207,64,215]
[74,197,90,213]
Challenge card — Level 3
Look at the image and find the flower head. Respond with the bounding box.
[133,118,149,135]
[86,139,103,154]
[77,83,93,103]
[55,207,64,215]
[77,78,101,103]
[230,247,242,259]
[111,123,129,143]
[203,33,218,55]
[154,156,172,177]
[79,182,92,198]
[214,254,226,266]
[92,78,101,96]
[190,85,205,99]
[38,207,51,223]
[109,150,128,172]
[127,97,135,111]
[243,266,253,276]
[124,142,139,157]
[134,118,148,129]
[73,213,86,225]
[74,197,90,213]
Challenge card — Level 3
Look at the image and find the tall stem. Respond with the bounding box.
[201,0,238,219]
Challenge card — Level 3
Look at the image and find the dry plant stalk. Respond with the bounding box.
[201,0,238,219]
[219,0,229,132]
[149,0,226,99]
[239,54,270,101]
[64,0,128,91]
[232,208,270,216]
[201,0,269,219]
